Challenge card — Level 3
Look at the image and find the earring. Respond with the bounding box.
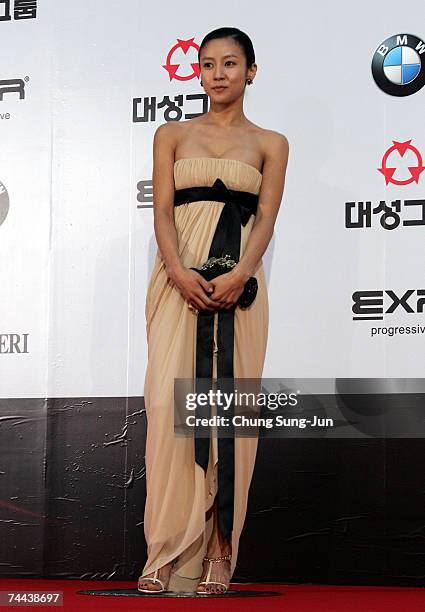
[200,79,203,86]
[246,78,253,85]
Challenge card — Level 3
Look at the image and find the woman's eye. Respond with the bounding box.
[202,61,235,68]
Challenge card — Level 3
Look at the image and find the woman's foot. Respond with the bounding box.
[137,559,175,592]
[196,551,231,594]
[196,497,232,594]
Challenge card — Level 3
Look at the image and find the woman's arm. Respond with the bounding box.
[151,122,184,277]
[232,131,289,283]
[151,123,221,312]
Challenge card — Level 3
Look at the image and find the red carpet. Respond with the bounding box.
[0,579,424,611]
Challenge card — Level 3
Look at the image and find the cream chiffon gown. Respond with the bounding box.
[141,156,269,592]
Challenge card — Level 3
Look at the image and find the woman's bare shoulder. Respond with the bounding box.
[245,122,289,164]
[153,120,196,153]
[153,120,185,141]
[248,126,289,176]
[257,126,289,154]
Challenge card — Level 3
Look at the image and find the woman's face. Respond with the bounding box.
[199,37,256,101]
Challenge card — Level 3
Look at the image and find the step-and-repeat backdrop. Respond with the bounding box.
[1,0,425,583]
[1,2,424,399]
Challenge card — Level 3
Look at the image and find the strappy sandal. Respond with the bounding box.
[137,560,175,593]
[196,553,232,595]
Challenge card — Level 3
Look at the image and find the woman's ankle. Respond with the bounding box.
[205,545,231,558]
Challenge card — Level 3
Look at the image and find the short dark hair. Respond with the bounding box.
[198,27,256,68]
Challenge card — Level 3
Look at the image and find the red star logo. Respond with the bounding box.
[378,140,425,185]
[163,38,200,82]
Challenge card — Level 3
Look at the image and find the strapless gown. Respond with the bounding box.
[141,156,269,592]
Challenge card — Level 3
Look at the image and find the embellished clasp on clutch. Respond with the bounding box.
[199,254,237,270]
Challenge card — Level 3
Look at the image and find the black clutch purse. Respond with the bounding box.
[190,254,258,309]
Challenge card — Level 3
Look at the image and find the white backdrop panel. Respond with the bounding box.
[0,0,424,398]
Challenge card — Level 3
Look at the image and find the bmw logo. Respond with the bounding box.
[371,33,425,96]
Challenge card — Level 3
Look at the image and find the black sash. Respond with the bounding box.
[174,178,259,541]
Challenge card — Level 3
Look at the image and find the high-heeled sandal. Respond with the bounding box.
[137,560,175,593]
[196,553,232,594]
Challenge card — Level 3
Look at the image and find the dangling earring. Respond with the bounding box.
[200,79,203,86]
[246,78,253,85]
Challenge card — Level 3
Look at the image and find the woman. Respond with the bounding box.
[137,26,289,595]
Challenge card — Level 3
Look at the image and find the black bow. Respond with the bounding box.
[174,178,258,228]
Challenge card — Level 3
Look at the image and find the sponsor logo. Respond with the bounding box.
[133,36,207,123]
[345,140,425,230]
[0,77,27,101]
[162,37,200,82]
[0,333,29,353]
[371,33,425,96]
[0,0,37,21]
[378,140,425,186]
[0,180,9,226]
[352,289,425,321]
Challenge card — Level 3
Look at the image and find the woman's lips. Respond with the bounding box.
[213,86,227,91]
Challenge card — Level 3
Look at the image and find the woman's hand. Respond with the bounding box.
[167,266,222,312]
[208,269,246,309]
